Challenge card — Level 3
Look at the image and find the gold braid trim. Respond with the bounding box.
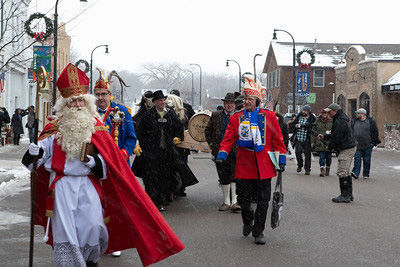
[38,121,59,141]
[94,125,108,132]
[45,210,53,217]
[103,216,110,224]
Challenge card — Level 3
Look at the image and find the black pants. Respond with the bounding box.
[215,152,236,185]
[237,179,271,237]
[13,133,20,145]
[295,141,312,172]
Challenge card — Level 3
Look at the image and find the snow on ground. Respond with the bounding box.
[0,211,29,230]
[0,164,30,201]
[392,166,400,170]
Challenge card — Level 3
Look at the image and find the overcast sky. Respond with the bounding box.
[29,0,400,75]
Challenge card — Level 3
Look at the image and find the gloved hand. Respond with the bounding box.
[134,145,142,156]
[173,137,181,145]
[83,155,96,168]
[29,143,40,156]
[215,151,228,164]
[278,154,286,173]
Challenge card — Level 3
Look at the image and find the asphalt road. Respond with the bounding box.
[0,145,399,266]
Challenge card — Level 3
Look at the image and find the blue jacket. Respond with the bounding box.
[99,101,137,162]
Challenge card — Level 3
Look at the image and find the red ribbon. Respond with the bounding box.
[33,32,45,41]
[299,63,310,69]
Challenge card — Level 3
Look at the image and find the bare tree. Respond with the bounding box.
[0,1,37,72]
[139,63,191,90]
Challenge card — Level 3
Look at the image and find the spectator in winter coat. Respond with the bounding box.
[351,108,381,179]
[26,106,35,143]
[11,108,27,145]
[276,112,289,150]
[324,103,356,203]
[311,110,332,177]
[0,107,10,134]
[293,105,316,175]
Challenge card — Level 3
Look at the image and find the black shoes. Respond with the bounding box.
[254,234,266,245]
[305,171,310,175]
[86,262,98,267]
[332,194,351,203]
[351,172,358,179]
[296,167,302,173]
[243,224,253,237]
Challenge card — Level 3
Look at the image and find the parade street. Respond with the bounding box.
[0,143,399,266]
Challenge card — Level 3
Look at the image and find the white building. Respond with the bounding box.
[0,0,33,137]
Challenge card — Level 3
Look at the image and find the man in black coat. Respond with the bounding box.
[324,103,356,203]
[133,90,198,211]
[292,105,316,175]
[351,108,381,179]
[205,92,240,212]
[11,108,27,145]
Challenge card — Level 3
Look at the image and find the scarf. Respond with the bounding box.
[237,107,263,152]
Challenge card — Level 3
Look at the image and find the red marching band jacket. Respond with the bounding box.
[33,119,184,266]
[218,108,286,179]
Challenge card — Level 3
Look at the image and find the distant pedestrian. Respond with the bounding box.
[324,103,356,203]
[351,108,381,179]
[0,106,10,134]
[25,106,35,143]
[276,112,289,150]
[11,108,27,145]
[205,92,240,212]
[293,105,316,175]
[311,109,333,176]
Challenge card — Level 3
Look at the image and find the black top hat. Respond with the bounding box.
[221,92,236,102]
[152,90,167,102]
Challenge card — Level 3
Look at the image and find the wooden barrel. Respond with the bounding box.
[187,111,211,142]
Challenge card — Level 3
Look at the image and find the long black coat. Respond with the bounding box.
[11,110,26,135]
[132,107,198,188]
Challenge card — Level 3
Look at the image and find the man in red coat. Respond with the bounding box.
[216,74,286,245]
[22,63,184,266]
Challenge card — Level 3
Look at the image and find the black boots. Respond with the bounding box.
[320,167,325,177]
[243,223,252,237]
[325,167,330,176]
[332,176,353,203]
[86,261,98,267]
[254,234,266,245]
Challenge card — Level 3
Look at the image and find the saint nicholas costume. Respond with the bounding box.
[22,64,184,266]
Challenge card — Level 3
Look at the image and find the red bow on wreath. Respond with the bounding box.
[299,63,310,69]
[33,32,45,41]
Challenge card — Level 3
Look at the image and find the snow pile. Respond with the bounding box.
[0,167,30,202]
[384,129,400,150]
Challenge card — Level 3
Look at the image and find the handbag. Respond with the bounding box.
[271,171,284,229]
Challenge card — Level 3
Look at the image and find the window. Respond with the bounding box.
[313,69,324,87]
[268,69,280,89]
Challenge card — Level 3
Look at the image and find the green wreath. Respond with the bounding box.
[25,13,54,41]
[75,59,90,73]
[296,49,315,68]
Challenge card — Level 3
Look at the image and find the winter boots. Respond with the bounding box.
[320,167,325,177]
[332,176,353,203]
[325,167,330,176]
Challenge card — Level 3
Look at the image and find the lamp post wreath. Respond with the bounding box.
[25,13,54,41]
[75,59,90,73]
[296,49,315,69]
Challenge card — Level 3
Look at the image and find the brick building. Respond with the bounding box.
[263,41,345,115]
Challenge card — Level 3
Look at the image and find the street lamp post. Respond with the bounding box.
[226,59,241,93]
[90,44,109,94]
[253,54,262,83]
[273,29,296,114]
[190,63,202,109]
[187,69,195,106]
[53,0,88,105]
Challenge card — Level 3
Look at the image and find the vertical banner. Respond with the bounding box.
[296,71,310,96]
[33,46,52,82]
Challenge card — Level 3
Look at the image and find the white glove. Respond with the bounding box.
[29,143,40,156]
[84,155,96,168]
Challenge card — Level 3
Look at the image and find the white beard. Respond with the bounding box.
[56,107,96,160]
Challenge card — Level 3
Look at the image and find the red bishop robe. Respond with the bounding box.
[33,118,184,266]
[219,108,286,179]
